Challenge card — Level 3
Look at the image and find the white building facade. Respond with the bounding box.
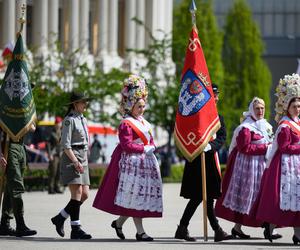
[0,0,173,72]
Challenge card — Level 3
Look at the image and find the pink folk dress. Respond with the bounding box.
[93,116,163,218]
[215,118,270,227]
[252,116,300,226]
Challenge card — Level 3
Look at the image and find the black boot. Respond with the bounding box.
[70,225,92,240]
[15,216,37,237]
[51,213,66,237]
[0,217,16,236]
[175,225,196,241]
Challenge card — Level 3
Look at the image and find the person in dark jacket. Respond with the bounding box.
[175,84,232,242]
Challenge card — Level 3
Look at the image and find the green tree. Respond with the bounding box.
[221,0,272,143]
[129,18,181,176]
[29,42,128,125]
[173,0,224,84]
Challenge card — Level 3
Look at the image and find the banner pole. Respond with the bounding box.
[201,151,208,241]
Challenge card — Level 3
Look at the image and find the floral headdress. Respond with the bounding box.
[119,74,148,116]
[275,73,300,122]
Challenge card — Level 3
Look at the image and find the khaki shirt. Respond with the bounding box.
[61,111,89,150]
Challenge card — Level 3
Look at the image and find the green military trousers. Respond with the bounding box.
[1,142,26,220]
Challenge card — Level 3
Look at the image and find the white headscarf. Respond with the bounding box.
[228,97,273,154]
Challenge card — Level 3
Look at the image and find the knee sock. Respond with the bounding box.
[61,200,83,221]
[63,199,81,227]
[60,199,74,219]
[133,218,145,235]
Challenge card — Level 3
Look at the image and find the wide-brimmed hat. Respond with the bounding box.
[67,91,92,105]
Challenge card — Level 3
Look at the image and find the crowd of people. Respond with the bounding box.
[1,73,300,245]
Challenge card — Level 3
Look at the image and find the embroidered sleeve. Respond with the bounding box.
[236,128,267,155]
[119,122,144,153]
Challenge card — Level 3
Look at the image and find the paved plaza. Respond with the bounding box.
[0,183,297,250]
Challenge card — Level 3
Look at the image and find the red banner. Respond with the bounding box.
[174,26,220,162]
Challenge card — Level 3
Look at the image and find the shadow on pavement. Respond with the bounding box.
[0,236,295,246]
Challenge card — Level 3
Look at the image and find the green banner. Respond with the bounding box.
[0,34,36,142]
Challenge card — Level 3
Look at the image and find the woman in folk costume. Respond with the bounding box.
[215,97,282,240]
[93,75,163,241]
[252,74,300,244]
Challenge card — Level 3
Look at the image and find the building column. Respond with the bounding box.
[79,0,89,53]
[145,0,159,48]
[2,0,15,47]
[48,0,59,48]
[97,0,108,57]
[108,0,119,57]
[33,0,48,52]
[69,0,79,51]
[136,0,145,51]
[123,0,137,71]
[125,0,136,55]
[16,0,27,44]
[61,0,69,52]
[164,0,173,59]
[154,0,164,40]
[104,0,123,72]
[165,0,173,36]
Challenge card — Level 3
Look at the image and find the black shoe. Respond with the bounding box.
[70,226,92,240]
[111,220,125,240]
[174,225,196,241]
[0,224,16,236]
[231,228,250,239]
[15,216,37,237]
[51,214,66,237]
[293,235,300,245]
[15,226,37,237]
[271,233,282,240]
[214,228,233,242]
[136,232,153,241]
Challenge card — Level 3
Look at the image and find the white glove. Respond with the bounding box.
[144,145,155,155]
[203,143,212,152]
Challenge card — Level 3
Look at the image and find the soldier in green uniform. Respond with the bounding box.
[0,124,37,237]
